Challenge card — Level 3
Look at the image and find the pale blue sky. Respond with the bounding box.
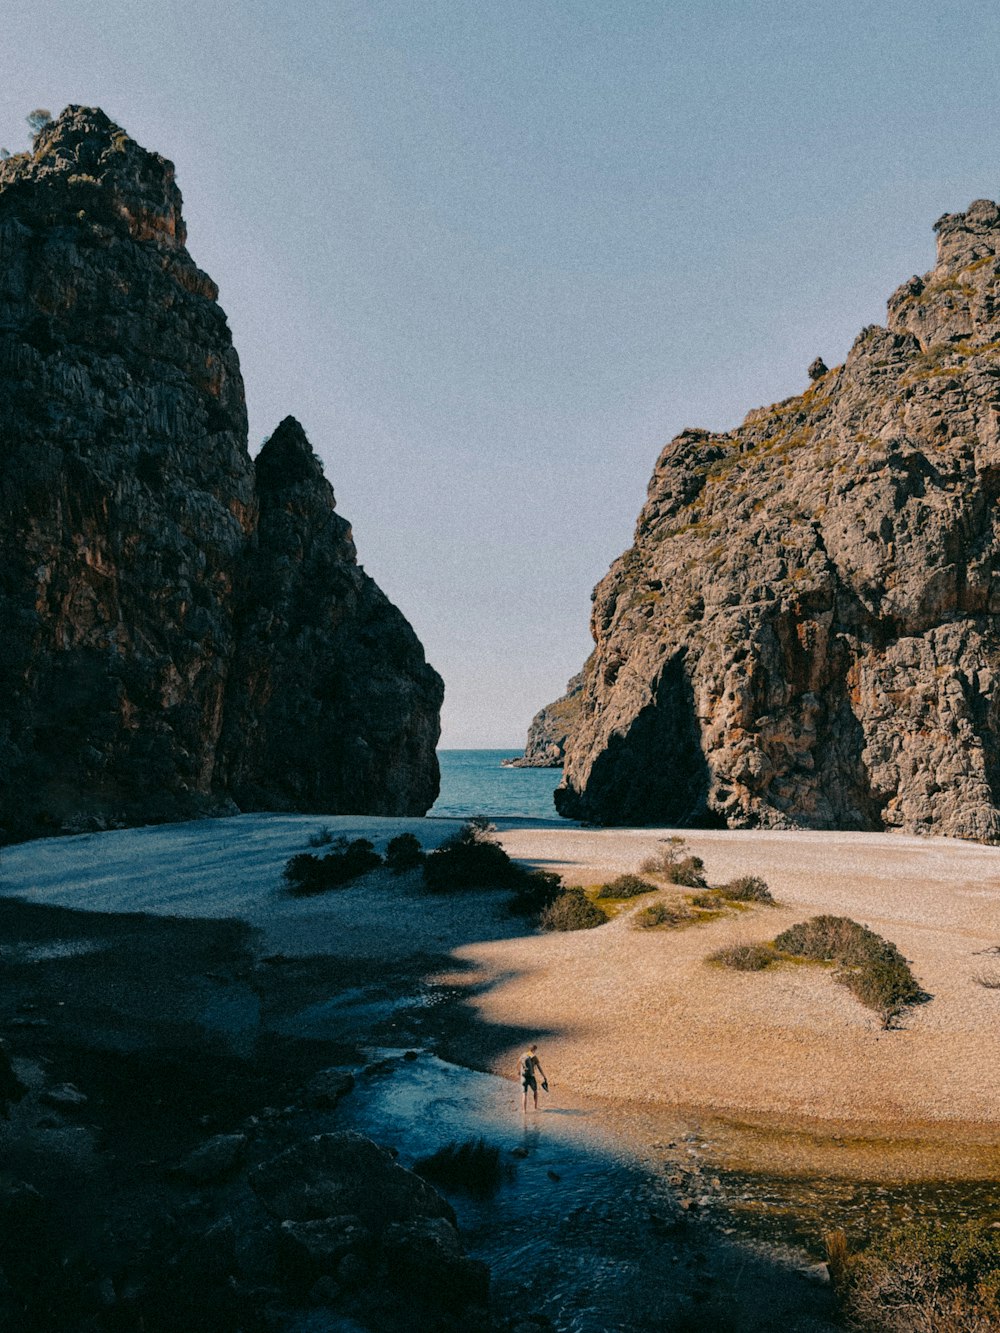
[3,1,999,744]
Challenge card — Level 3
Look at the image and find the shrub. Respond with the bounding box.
[665,856,707,888]
[538,889,606,932]
[709,943,777,971]
[774,914,873,963]
[596,873,658,900]
[386,832,424,873]
[640,837,708,888]
[307,825,336,847]
[718,875,773,903]
[283,839,382,895]
[836,1219,1000,1332]
[973,969,1000,989]
[689,890,723,910]
[774,915,921,1026]
[422,821,521,893]
[26,108,52,138]
[640,835,689,876]
[634,900,694,929]
[413,1138,509,1197]
[507,869,564,918]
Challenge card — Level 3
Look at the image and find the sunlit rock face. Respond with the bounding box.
[557,201,1000,841]
[0,106,442,839]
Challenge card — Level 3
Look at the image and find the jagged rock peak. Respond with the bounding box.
[0,108,442,839]
[255,416,330,494]
[555,201,1000,842]
[0,104,188,252]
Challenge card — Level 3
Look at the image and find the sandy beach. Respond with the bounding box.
[442,824,1000,1176]
[5,814,1000,1178]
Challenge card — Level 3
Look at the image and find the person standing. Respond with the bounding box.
[519,1043,548,1113]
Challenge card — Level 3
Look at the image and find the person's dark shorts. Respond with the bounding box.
[521,1074,537,1092]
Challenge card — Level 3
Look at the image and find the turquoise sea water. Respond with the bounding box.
[429,749,565,822]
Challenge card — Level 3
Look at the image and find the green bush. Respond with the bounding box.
[539,889,606,932]
[507,869,564,918]
[413,1138,509,1197]
[283,839,382,895]
[709,943,777,971]
[386,832,424,873]
[422,821,521,893]
[838,1218,1000,1331]
[596,873,658,899]
[774,915,921,1025]
[718,875,773,903]
[633,900,694,929]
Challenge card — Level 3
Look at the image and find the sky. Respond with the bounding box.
[3,1,1000,746]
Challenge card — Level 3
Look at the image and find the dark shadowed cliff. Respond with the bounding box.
[0,106,442,839]
[557,200,1000,841]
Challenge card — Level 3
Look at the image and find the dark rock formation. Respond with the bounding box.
[0,106,442,840]
[557,200,1000,841]
[504,669,585,767]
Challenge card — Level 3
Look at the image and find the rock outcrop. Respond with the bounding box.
[505,669,585,767]
[0,106,442,840]
[557,200,1000,840]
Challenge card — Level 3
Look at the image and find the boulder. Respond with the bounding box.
[249,1131,455,1229]
[381,1216,489,1308]
[302,1069,355,1110]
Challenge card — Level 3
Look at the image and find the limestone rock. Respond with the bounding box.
[557,201,1000,841]
[0,107,442,840]
[506,670,586,767]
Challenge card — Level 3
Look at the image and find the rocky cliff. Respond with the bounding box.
[505,670,585,767]
[0,106,442,840]
[557,200,1000,840]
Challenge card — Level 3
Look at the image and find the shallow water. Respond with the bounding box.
[335,1049,703,1333]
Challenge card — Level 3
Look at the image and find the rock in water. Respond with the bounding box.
[557,200,1000,841]
[0,106,442,839]
[506,669,586,767]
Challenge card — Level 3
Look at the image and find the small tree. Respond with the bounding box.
[26,109,53,138]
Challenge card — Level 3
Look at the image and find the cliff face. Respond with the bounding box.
[0,107,442,839]
[557,200,1000,840]
[506,671,585,767]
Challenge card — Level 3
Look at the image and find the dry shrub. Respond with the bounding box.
[539,889,606,932]
[824,1228,850,1285]
[640,837,707,888]
[718,875,773,903]
[386,832,424,873]
[633,900,694,930]
[413,1138,509,1197]
[596,873,658,900]
[837,1219,1000,1332]
[422,821,521,892]
[708,943,777,971]
[774,915,921,1027]
[284,839,382,894]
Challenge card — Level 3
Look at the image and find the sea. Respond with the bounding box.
[429,749,564,822]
